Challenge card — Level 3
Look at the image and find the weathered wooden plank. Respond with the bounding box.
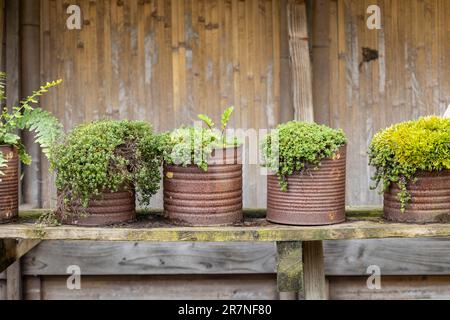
[6,261,21,300]
[303,241,328,299]
[0,279,6,300]
[20,0,42,207]
[324,238,450,276]
[0,0,4,66]
[20,238,450,276]
[287,0,314,122]
[35,274,278,300]
[328,275,450,300]
[3,214,450,242]
[23,276,41,300]
[23,241,276,275]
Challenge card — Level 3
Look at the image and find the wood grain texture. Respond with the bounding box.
[23,241,277,275]
[328,275,450,300]
[0,0,4,66]
[287,0,314,122]
[2,215,450,242]
[303,241,328,299]
[20,237,450,277]
[6,261,21,300]
[0,280,5,300]
[39,0,281,209]
[32,274,278,300]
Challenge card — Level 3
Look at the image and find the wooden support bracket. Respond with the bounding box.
[276,241,303,300]
[0,239,42,273]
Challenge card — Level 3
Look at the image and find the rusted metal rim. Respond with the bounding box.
[164,147,243,226]
[0,145,19,224]
[58,188,136,227]
[384,170,450,223]
[266,145,347,226]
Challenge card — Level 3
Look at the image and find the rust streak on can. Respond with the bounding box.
[0,145,19,224]
[164,147,243,226]
[384,170,450,223]
[59,188,136,227]
[266,145,347,226]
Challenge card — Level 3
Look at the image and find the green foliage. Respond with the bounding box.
[261,121,347,191]
[0,72,62,178]
[162,107,241,171]
[50,120,164,209]
[368,116,450,212]
[220,106,234,131]
[198,114,215,129]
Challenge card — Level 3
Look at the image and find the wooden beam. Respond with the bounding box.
[276,241,302,299]
[20,238,450,277]
[3,213,450,242]
[6,261,21,300]
[303,240,328,299]
[0,239,41,273]
[287,0,314,122]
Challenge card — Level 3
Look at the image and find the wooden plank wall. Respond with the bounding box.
[313,0,450,206]
[40,0,282,209]
[1,239,450,299]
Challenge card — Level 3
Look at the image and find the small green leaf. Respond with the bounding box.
[198,114,215,129]
[220,106,234,131]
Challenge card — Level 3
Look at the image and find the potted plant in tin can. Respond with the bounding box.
[369,116,450,223]
[50,120,163,226]
[261,121,347,226]
[0,72,62,223]
[161,107,243,226]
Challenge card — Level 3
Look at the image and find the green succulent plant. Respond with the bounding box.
[261,121,347,191]
[368,116,450,212]
[50,120,165,210]
[0,72,62,178]
[162,107,241,171]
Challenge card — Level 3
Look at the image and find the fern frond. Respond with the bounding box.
[20,108,63,158]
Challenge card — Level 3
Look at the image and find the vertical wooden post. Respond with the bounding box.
[5,0,20,113]
[20,0,42,207]
[276,241,303,300]
[6,261,22,300]
[302,240,328,300]
[0,0,4,67]
[279,0,294,123]
[287,0,314,122]
[25,276,42,300]
[312,0,330,125]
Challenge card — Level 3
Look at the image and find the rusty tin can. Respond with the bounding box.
[59,188,136,227]
[384,170,450,223]
[266,145,347,226]
[164,147,243,226]
[0,145,19,224]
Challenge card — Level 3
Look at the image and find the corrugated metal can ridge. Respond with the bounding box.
[0,145,19,224]
[59,189,136,227]
[164,147,243,226]
[384,170,450,223]
[266,145,347,226]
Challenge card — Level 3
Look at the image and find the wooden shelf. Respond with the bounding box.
[0,209,449,242]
